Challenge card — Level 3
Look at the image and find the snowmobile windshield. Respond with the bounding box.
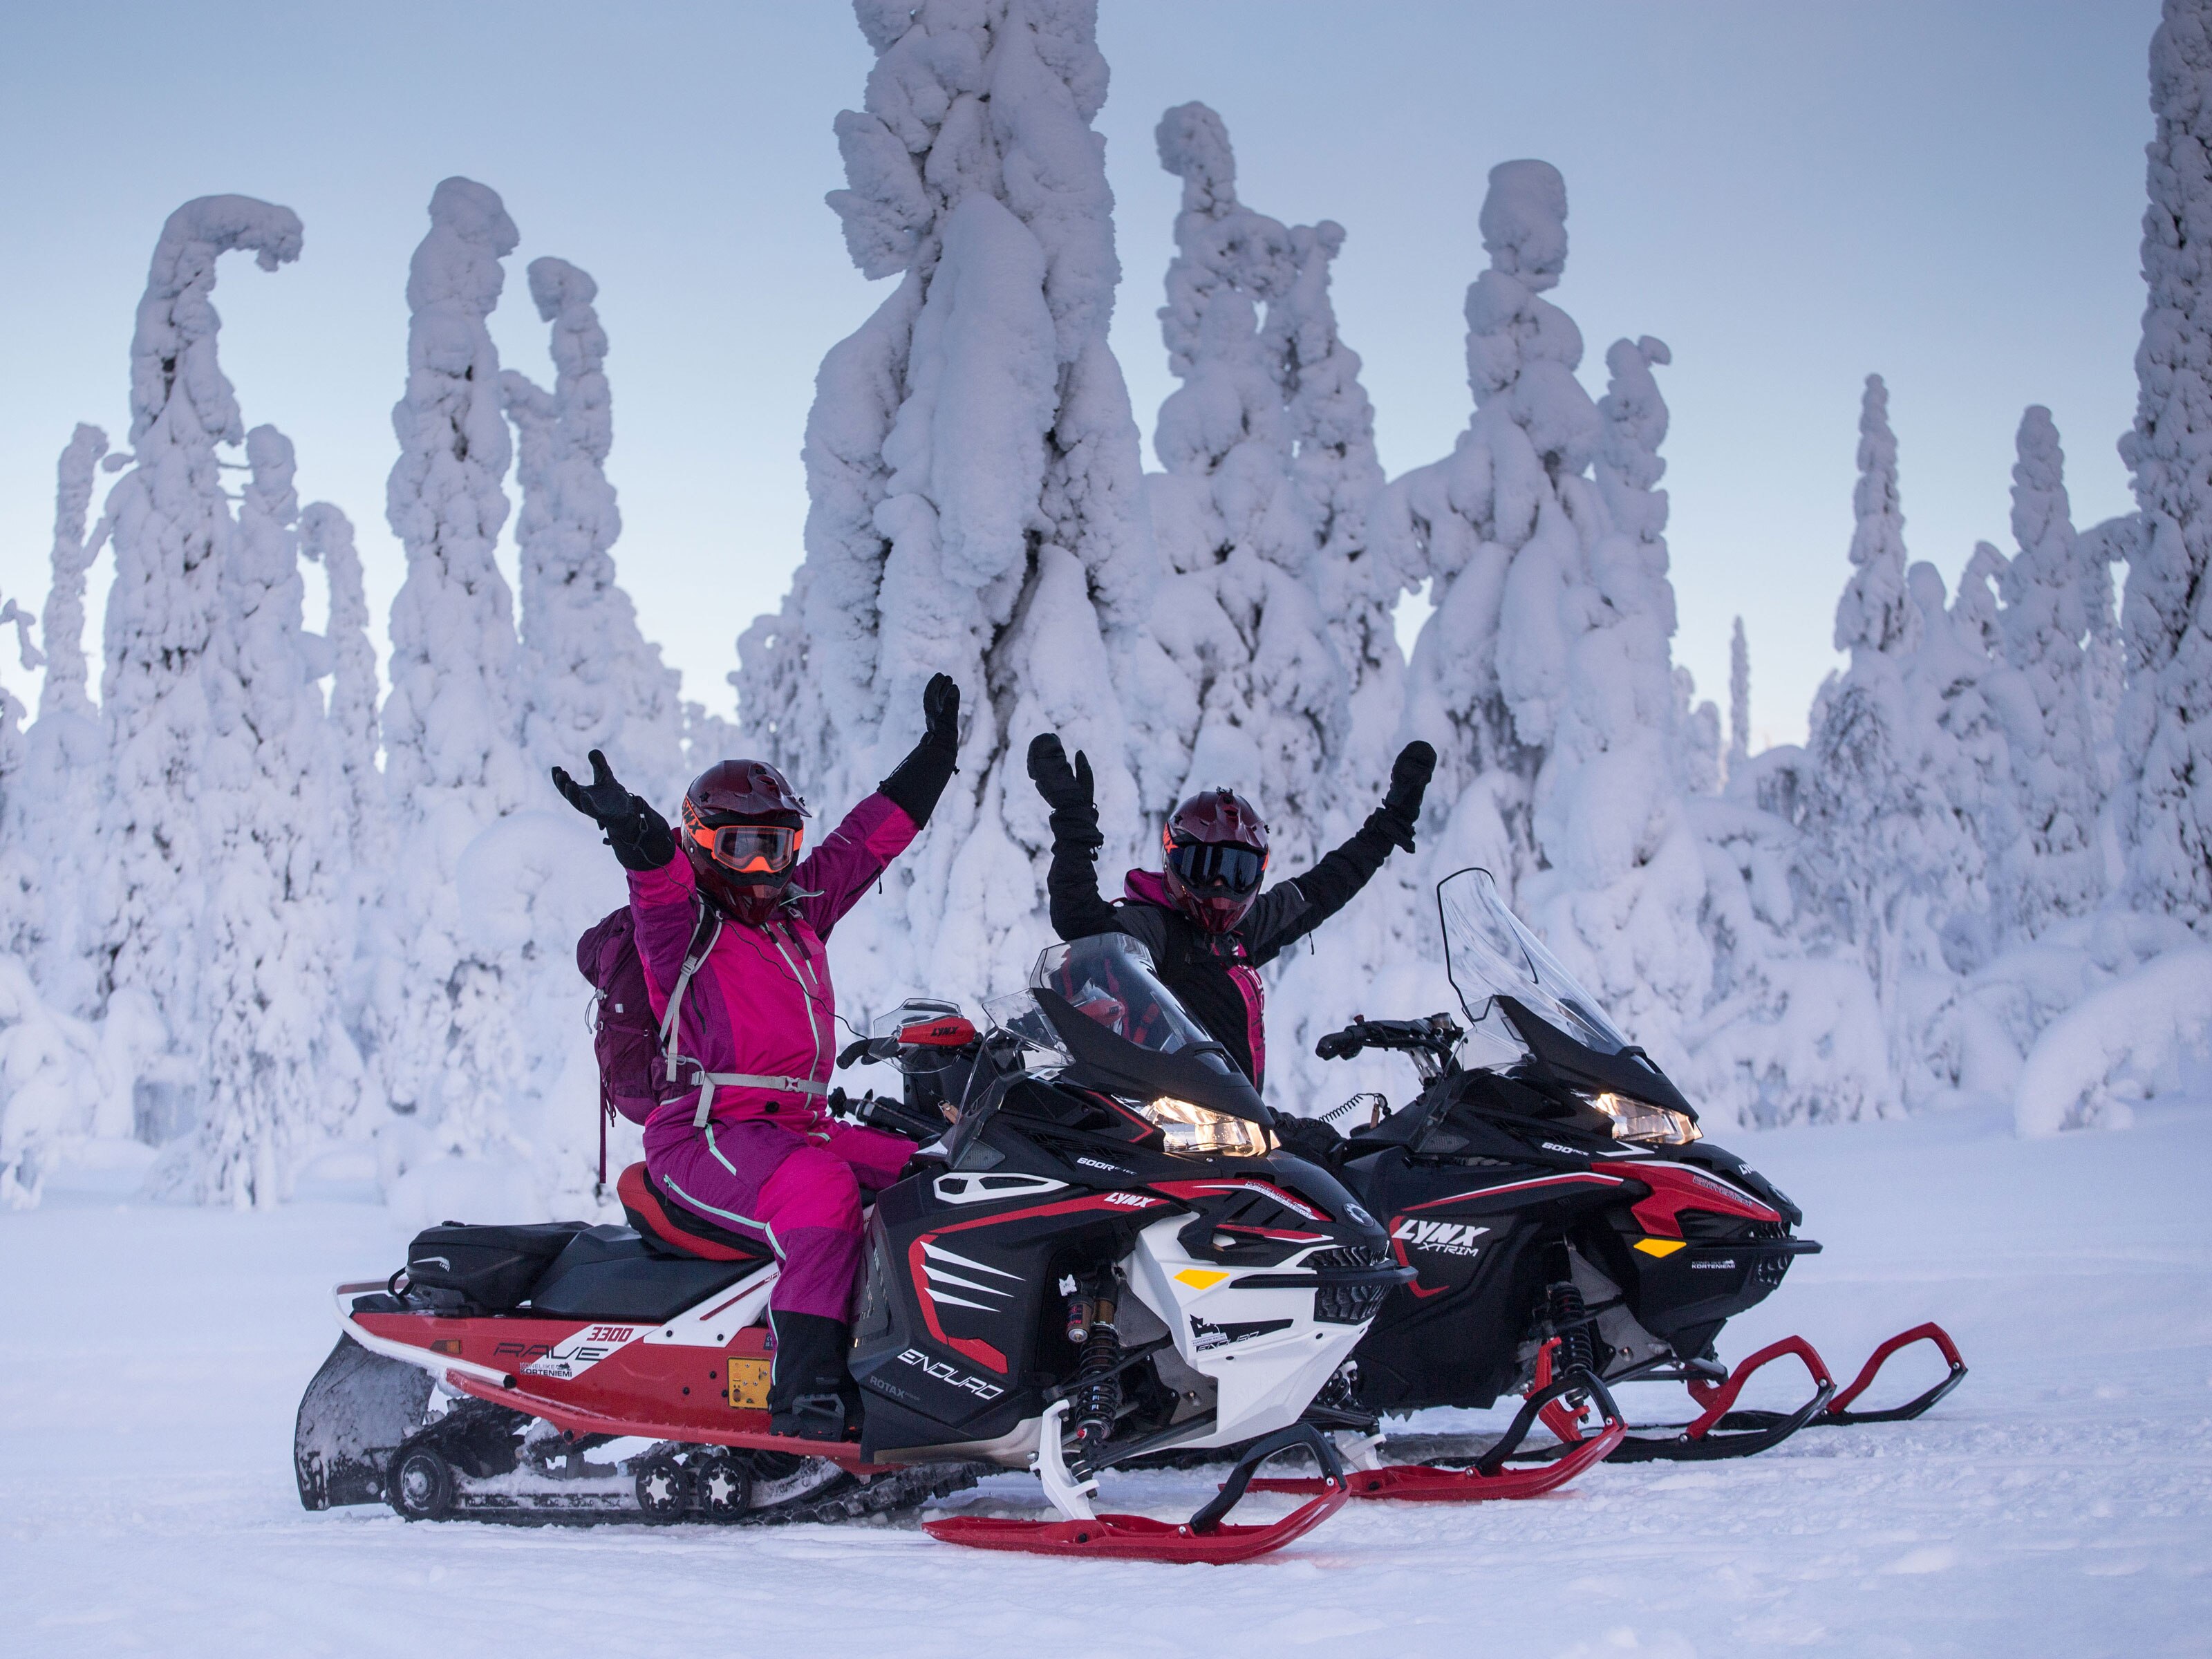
[1438,868,1633,1056]
[980,934,1268,1125]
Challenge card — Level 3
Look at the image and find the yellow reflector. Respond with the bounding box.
[1175,1268,1230,1290]
[1633,1237,1687,1258]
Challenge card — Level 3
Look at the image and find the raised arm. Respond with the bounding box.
[1241,741,1435,964]
[798,673,962,939]
[1028,733,1122,941]
[551,748,693,1007]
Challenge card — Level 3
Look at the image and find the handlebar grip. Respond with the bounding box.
[1315,1027,1366,1062]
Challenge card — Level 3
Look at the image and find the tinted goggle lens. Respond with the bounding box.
[695,823,801,875]
[1168,840,1264,896]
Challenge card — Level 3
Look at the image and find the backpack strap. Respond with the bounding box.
[657,903,835,1128]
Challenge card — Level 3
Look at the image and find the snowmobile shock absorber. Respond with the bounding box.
[1546,1281,1595,1403]
[1067,1286,1122,1474]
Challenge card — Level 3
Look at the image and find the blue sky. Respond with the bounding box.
[0,0,2159,751]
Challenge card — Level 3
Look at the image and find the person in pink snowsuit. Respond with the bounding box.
[554,675,961,1438]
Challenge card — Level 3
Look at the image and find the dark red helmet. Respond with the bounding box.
[682,759,810,921]
[1161,787,1269,934]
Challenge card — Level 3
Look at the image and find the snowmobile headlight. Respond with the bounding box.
[1585,1090,1701,1145]
[1139,1096,1275,1157]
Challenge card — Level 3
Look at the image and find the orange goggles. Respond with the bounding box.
[688,818,803,877]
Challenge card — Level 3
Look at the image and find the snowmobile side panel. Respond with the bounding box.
[294,1333,434,1509]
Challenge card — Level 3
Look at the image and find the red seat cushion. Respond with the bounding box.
[615,1162,770,1264]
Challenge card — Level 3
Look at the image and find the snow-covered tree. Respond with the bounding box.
[1988,406,2104,939]
[2117,0,2212,933]
[8,427,111,1007]
[1503,331,1712,1074]
[1144,101,1345,868]
[1792,377,2016,1105]
[1727,615,1751,774]
[371,177,529,1155]
[1374,160,1597,898]
[97,195,301,1141]
[299,502,387,874]
[501,256,686,809]
[1269,218,1400,811]
[735,0,1179,1015]
[186,425,366,1205]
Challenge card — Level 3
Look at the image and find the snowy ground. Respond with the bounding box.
[3,1105,2209,1659]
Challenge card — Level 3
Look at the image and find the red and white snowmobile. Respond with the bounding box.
[297,934,1418,1562]
[1246,869,1967,1505]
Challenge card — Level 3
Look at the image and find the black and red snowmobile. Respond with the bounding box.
[295,932,1415,1562]
[1246,869,1967,1506]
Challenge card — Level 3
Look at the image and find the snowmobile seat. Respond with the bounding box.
[529,1224,761,1323]
[616,1161,774,1264]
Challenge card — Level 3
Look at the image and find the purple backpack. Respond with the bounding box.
[577,906,668,1129]
[577,904,717,1188]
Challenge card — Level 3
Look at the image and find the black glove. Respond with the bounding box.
[1370,740,1436,855]
[1027,733,1103,854]
[879,673,962,827]
[552,749,674,871]
[1271,1111,1347,1168]
[923,671,960,753]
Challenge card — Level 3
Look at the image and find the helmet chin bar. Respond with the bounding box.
[688,845,794,922]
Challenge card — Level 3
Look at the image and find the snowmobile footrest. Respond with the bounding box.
[1821,1322,1967,1424]
[1606,1335,1838,1463]
[923,1425,1349,1563]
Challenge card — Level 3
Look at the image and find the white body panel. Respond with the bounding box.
[1124,1215,1367,1447]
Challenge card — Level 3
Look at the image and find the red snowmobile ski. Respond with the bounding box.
[297,935,1410,1563]
[1250,869,1967,1499]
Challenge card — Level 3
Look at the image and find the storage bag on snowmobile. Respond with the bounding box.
[404,1221,590,1311]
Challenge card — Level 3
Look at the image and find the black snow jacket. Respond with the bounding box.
[1042,820,1400,1089]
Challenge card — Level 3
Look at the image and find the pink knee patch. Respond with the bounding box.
[756,1144,863,1235]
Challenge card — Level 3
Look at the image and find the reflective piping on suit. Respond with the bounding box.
[767,928,828,1105]
[659,1164,780,1258]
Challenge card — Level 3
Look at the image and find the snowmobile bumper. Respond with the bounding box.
[924,1422,1350,1563]
[1604,1333,1838,1462]
[1821,1322,1967,1424]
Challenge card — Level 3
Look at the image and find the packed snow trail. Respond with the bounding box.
[1,1106,2206,1658]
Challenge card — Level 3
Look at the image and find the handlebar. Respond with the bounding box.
[1315,1013,1465,1064]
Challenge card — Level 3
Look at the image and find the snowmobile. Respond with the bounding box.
[296,932,1414,1562]
[1245,868,1966,1506]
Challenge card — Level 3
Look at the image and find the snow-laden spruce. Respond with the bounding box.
[1989,407,2106,940]
[1145,101,1346,870]
[8,427,112,1011]
[299,503,388,878]
[1373,160,1608,906]
[185,425,368,1206]
[98,195,302,1146]
[735,0,1176,1018]
[501,256,687,810]
[2117,0,2212,936]
[1727,616,1751,777]
[371,178,530,1161]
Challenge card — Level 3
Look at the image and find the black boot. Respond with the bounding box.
[767,1311,857,1441]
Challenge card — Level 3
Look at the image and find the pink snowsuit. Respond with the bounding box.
[631,792,917,1322]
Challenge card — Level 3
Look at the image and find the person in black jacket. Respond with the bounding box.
[1026,733,1435,1109]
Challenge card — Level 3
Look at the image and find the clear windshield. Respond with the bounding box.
[982,933,1230,1073]
[1438,868,1631,1057]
